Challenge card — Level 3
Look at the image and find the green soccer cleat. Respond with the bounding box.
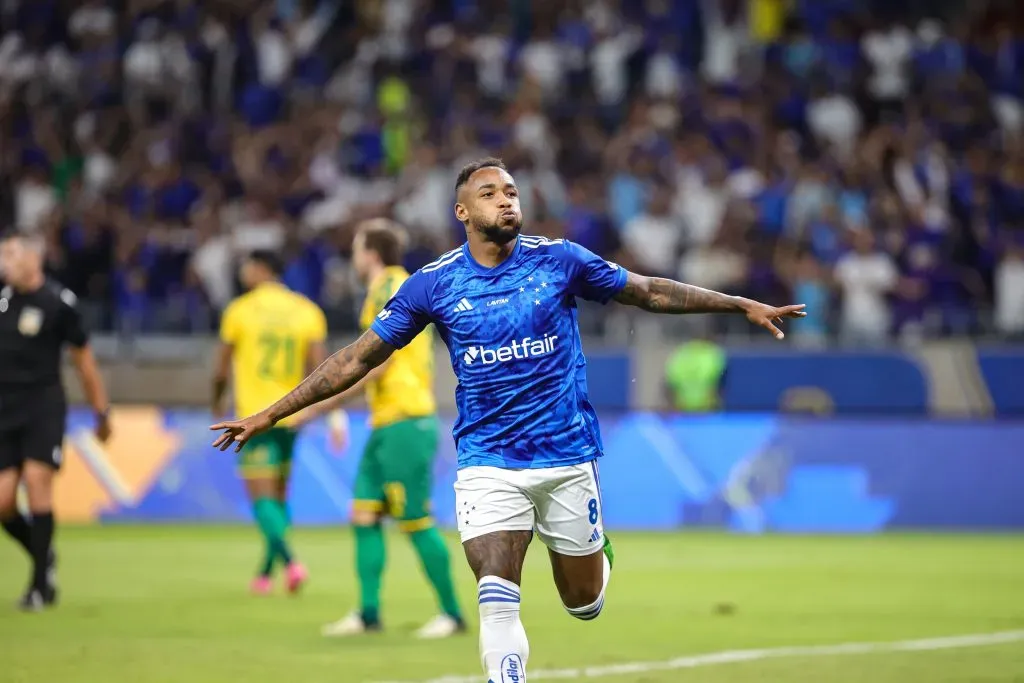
[602,534,615,570]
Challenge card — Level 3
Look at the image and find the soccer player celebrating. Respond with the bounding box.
[213,250,334,595]
[0,231,111,610]
[313,218,465,639]
[211,159,805,681]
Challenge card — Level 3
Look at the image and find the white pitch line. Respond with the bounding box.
[372,630,1024,683]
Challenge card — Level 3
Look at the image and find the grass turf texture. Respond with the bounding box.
[1,526,1022,683]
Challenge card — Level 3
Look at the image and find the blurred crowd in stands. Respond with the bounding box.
[1,0,1024,344]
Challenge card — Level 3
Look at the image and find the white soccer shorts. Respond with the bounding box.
[454,461,605,556]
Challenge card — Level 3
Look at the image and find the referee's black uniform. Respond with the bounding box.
[0,279,88,609]
[0,281,86,470]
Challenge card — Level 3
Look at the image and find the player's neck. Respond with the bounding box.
[466,236,517,269]
[14,271,44,294]
[366,263,387,286]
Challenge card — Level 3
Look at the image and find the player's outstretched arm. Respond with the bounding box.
[210,329,395,451]
[613,271,806,340]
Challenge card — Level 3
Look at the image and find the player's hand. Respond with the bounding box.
[743,302,807,340]
[95,411,112,443]
[210,412,274,452]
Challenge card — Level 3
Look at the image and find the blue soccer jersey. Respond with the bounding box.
[371,235,627,470]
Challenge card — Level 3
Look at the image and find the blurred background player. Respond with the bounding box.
[212,250,332,595]
[0,232,110,610]
[317,218,464,639]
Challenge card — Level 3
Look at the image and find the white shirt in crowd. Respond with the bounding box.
[15,180,57,232]
[994,255,1024,335]
[834,250,898,341]
[591,28,643,105]
[256,27,293,87]
[623,213,681,275]
[472,34,511,96]
[393,167,451,242]
[646,49,683,99]
[807,92,862,160]
[68,3,116,39]
[191,235,234,310]
[678,245,746,292]
[862,26,913,99]
[519,39,565,94]
[675,180,727,246]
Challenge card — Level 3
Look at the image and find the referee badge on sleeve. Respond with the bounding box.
[18,306,43,337]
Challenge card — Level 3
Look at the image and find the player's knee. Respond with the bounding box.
[559,581,603,609]
[0,469,17,517]
[21,465,53,510]
[562,584,605,621]
[350,508,381,527]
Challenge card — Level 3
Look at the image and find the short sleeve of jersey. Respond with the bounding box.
[562,240,628,304]
[307,302,328,342]
[370,270,432,349]
[219,300,242,345]
[59,289,88,348]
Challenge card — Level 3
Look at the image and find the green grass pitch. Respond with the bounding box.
[1,526,1022,683]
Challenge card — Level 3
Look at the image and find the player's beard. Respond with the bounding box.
[476,214,523,245]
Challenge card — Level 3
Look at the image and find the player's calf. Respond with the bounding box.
[464,531,532,683]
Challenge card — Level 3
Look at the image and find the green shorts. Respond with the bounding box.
[238,427,297,479]
[353,416,439,531]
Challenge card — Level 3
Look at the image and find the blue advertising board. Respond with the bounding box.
[60,408,1024,531]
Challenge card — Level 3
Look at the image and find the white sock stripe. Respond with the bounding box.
[479,592,521,604]
[566,595,605,620]
[478,577,521,592]
[479,586,520,598]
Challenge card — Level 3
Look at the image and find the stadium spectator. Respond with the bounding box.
[0,0,1021,344]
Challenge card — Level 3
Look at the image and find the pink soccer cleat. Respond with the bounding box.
[250,576,273,595]
[285,562,308,594]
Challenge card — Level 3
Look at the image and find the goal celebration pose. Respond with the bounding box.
[211,158,805,681]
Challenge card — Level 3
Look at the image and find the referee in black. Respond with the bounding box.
[0,231,111,611]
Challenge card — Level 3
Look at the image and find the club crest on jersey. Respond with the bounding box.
[17,306,43,336]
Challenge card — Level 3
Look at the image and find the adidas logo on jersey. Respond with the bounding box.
[453,297,474,313]
[463,334,559,366]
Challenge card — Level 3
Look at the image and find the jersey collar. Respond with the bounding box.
[461,237,522,276]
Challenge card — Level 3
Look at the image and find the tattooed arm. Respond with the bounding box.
[210,329,395,451]
[264,329,394,423]
[613,271,750,314]
[613,271,807,338]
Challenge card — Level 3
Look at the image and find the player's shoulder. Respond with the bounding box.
[42,279,78,311]
[404,246,466,295]
[519,235,567,253]
[223,290,252,316]
[418,246,465,278]
[519,235,586,266]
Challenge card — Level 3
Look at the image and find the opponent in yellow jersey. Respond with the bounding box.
[212,250,326,595]
[358,265,436,427]
[321,219,464,639]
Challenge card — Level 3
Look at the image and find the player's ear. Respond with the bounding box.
[454,201,469,222]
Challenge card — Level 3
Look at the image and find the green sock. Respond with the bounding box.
[279,498,292,528]
[409,527,462,620]
[253,497,293,573]
[355,524,385,625]
[603,533,615,570]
